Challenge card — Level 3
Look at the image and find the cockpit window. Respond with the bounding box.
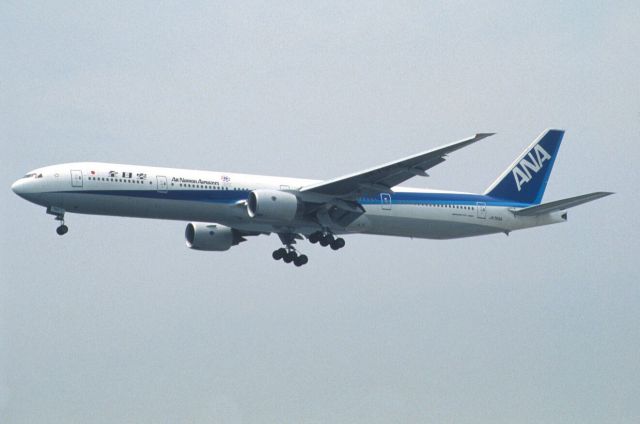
[22,173,43,179]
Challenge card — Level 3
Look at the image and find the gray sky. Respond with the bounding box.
[1,1,639,423]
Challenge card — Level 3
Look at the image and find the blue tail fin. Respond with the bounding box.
[484,129,564,205]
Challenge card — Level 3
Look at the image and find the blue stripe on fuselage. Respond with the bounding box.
[70,189,250,203]
[359,191,530,207]
[57,189,531,208]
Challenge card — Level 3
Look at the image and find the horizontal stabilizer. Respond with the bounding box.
[513,192,613,216]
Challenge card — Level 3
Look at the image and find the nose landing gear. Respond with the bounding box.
[47,207,68,236]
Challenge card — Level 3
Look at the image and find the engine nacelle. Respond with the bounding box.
[247,189,301,222]
[185,222,242,251]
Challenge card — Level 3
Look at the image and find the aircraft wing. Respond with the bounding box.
[513,192,613,216]
[300,133,494,197]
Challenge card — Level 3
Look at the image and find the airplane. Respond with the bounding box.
[11,129,612,267]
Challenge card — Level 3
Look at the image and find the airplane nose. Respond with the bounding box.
[11,179,24,195]
[12,176,44,205]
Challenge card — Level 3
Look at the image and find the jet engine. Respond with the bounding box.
[185,222,244,251]
[247,189,301,222]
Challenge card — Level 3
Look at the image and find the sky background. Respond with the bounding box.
[1,1,639,423]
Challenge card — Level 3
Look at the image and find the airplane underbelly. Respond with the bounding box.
[60,192,236,223]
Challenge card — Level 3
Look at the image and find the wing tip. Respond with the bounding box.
[475,132,496,140]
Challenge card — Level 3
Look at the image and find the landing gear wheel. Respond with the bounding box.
[308,232,320,244]
[294,254,308,267]
[272,248,286,260]
[56,225,68,236]
[319,234,334,247]
[330,237,345,250]
[283,251,296,263]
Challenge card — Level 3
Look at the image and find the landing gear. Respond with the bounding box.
[330,237,346,250]
[272,231,346,266]
[272,247,309,267]
[293,254,309,267]
[273,233,310,267]
[47,207,68,236]
[283,251,295,263]
[319,235,331,247]
[272,248,286,260]
[308,231,346,251]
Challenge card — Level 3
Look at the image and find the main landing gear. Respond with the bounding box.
[272,232,346,267]
[272,247,309,267]
[273,233,309,267]
[307,231,346,250]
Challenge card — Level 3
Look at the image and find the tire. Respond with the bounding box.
[56,225,68,236]
[294,255,308,267]
[319,235,331,247]
[272,248,285,260]
[283,252,295,263]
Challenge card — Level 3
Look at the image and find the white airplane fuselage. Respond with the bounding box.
[12,130,610,266]
[11,162,564,240]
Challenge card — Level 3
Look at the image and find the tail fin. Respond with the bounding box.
[484,129,564,205]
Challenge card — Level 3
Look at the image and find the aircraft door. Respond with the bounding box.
[381,193,392,210]
[476,202,487,219]
[156,176,168,193]
[71,170,83,188]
